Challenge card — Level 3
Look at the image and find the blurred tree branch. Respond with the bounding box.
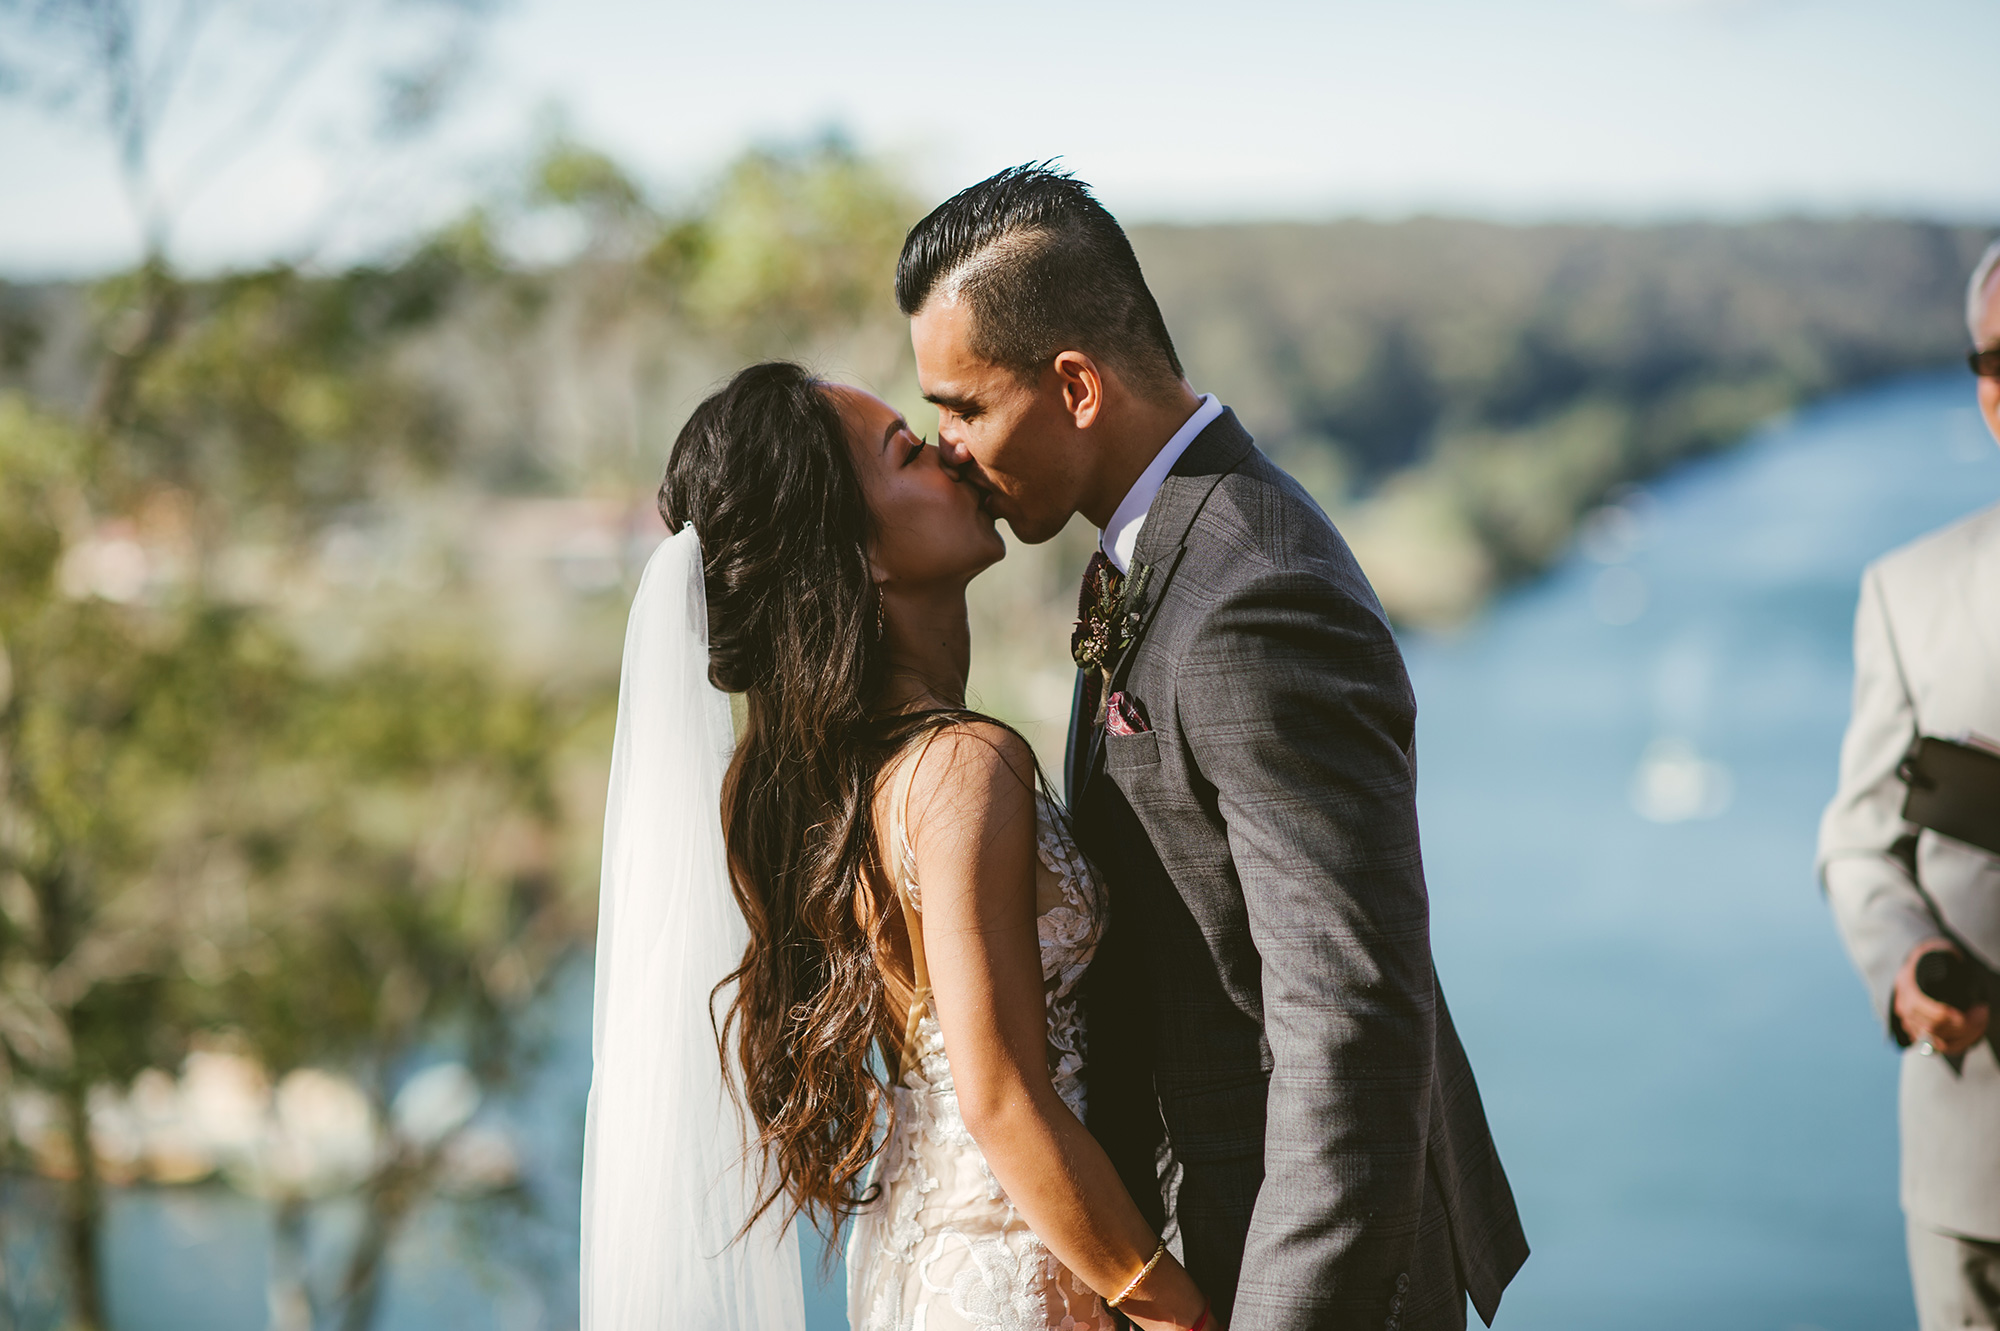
[0,0,497,432]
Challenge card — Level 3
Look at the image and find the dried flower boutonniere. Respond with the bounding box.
[1071,557,1148,677]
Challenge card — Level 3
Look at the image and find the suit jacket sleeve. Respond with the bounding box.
[1178,561,1435,1329]
[1817,563,1941,1036]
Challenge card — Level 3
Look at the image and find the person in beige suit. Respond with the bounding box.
[1819,236,2000,1330]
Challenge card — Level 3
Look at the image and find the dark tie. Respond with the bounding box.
[1072,550,1125,730]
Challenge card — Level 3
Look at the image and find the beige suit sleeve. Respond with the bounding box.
[1817,563,1941,1033]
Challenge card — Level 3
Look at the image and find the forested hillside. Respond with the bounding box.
[1133,217,1992,620]
[6,199,1986,631]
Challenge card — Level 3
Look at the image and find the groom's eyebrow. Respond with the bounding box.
[922,389,976,414]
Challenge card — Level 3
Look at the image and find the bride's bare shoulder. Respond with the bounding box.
[888,719,1039,854]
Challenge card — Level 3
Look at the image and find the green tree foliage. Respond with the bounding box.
[664,138,917,342]
[0,257,568,1329]
[359,133,922,496]
[96,262,466,520]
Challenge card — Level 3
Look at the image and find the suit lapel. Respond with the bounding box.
[1076,410,1256,799]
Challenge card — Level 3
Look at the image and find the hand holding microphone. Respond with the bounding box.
[1895,939,1991,1058]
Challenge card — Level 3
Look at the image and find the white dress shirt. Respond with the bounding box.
[1099,393,1223,574]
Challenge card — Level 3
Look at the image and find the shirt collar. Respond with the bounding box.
[1100,393,1222,574]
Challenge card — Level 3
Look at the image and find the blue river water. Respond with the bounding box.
[77,370,1999,1330]
[1414,370,1995,1331]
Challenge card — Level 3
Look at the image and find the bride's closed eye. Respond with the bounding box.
[901,433,928,467]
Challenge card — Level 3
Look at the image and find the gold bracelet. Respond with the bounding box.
[1105,1237,1168,1309]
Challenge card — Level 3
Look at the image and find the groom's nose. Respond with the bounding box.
[939,441,981,485]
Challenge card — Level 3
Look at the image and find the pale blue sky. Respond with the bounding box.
[1,0,1990,274]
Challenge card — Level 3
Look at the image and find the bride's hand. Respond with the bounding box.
[1116,1251,1211,1331]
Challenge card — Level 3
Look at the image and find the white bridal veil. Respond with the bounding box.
[581,525,807,1331]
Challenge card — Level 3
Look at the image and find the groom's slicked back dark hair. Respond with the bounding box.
[895,163,1184,390]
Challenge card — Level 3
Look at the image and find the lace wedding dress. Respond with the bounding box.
[847,784,1115,1331]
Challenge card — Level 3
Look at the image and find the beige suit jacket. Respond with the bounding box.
[1818,500,2000,1239]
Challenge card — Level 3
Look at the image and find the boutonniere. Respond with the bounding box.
[1071,561,1149,675]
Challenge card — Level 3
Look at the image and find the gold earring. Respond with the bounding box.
[874,592,886,641]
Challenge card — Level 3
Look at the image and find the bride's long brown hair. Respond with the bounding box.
[658,361,987,1243]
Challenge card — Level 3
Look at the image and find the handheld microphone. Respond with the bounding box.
[1915,949,1982,1012]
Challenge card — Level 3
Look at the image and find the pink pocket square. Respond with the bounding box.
[1106,690,1149,736]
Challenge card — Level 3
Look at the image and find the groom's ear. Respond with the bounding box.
[1051,351,1105,431]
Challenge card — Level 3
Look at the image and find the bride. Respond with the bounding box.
[582,361,1211,1331]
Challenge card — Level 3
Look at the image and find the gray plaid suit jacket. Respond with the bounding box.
[1066,409,1527,1331]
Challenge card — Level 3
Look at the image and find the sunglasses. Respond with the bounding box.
[1970,348,2000,378]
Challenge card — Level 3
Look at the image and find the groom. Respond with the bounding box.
[898,166,1527,1330]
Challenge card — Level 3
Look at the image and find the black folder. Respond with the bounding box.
[1900,736,2000,858]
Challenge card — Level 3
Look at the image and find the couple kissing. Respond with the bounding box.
[582,164,1529,1331]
